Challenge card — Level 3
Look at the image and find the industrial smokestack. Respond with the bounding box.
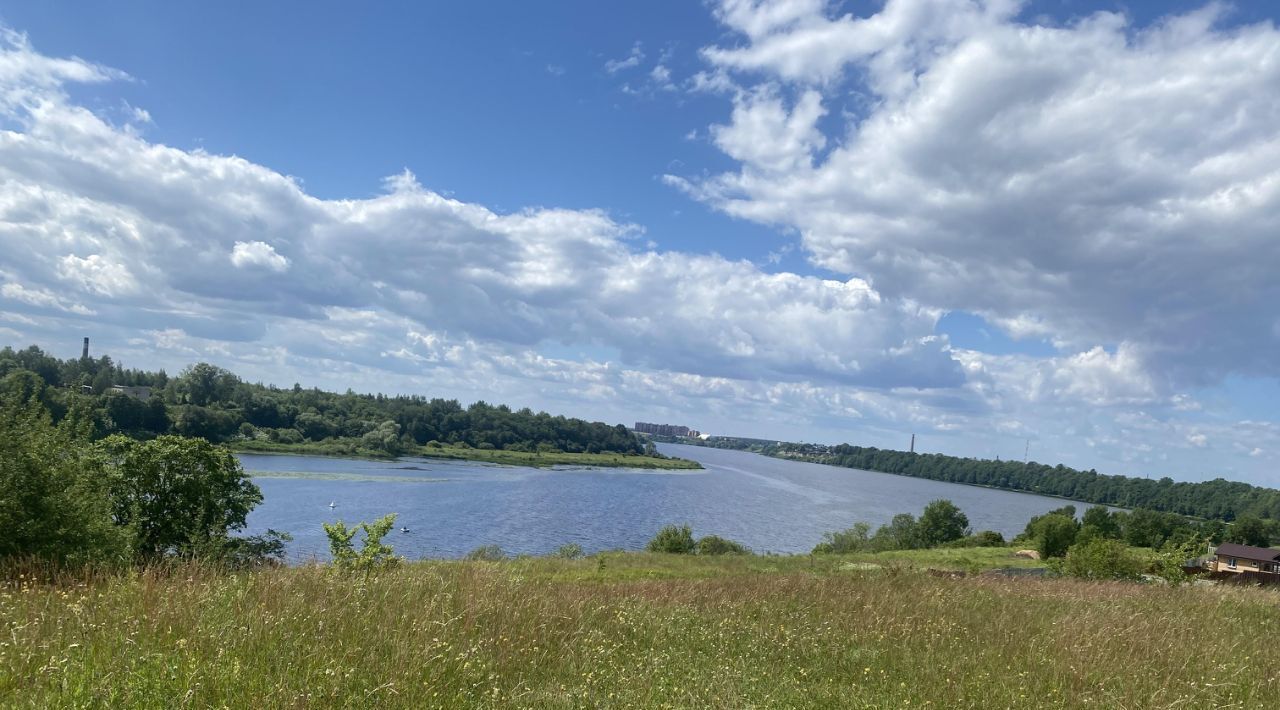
[910,433,915,454]
[82,337,89,360]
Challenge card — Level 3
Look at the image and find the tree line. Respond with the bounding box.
[0,344,647,457]
[679,436,1280,524]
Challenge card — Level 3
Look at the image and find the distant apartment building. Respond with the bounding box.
[633,422,700,438]
[108,385,154,402]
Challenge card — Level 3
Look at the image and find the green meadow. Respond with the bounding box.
[3,551,1277,709]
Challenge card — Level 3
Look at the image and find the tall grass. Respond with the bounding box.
[2,554,1278,708]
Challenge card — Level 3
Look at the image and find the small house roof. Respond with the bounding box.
[1215,542,1280,561]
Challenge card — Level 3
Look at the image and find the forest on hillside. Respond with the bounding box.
[0,344,646,456]
[678,437,1280,523]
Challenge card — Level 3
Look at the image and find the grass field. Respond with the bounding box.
[229,439,702,470]
[3,550,1278,708]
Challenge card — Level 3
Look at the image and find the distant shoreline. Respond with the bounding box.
[230,440,702,470]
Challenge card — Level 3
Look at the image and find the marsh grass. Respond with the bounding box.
[2,553,1278,708]
[413,446,703,470]
[247,470,451,483]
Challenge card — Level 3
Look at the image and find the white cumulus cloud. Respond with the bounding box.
[230,241,290,272]
[685,0,1280,388]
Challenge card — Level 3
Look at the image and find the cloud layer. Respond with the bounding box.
[686,0,1280,388]
[0,28,957,390]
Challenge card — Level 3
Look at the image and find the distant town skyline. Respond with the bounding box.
[3,1,1280,484]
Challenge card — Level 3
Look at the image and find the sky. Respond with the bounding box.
[2,0,1280,485]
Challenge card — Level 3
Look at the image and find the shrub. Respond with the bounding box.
[360,420,403,454]
[0,392,131,565]
[270,427,305,444]
[812,522,871,554]
[1152,539,1203,586]
[553,543,584,559]
[202,529,293,569]
[942,530,1006,548]
[1058,538,1143,581]
[970,530,1005,546]
[323,513,401,574]
[697,535,748,555]
[1030,514,1078,559]
[646,524,695,554]
[871,514,924,551]
[465,544,505,561]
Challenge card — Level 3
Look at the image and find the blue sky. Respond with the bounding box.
[3,1,1280,484]
[1,2,797,265]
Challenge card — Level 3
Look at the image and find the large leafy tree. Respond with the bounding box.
[1080,505,1121,540]
[0,379,131,564]
[96,435,263,560]
[917,499,969,547]
[174,363,240,407]
[1227,515,1273,547]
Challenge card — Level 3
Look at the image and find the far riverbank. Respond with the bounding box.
[230,439,702,470]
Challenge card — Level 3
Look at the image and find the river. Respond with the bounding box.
[239,443,1095,561]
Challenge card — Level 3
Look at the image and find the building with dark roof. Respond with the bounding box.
[1211,542,1280,575]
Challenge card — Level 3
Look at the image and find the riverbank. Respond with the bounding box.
[230,439,702,469]
[4,551,1276,708]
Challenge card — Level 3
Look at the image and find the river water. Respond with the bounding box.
[240,443,1088,561]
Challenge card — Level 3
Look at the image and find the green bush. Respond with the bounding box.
[812,522,871,554]
[270,427,305,444]
[871,513,925,551]
[942,530,1006,548]
[1152,539,1203,586]
[1057,538,1143,581]
[0,390,131,565]
[553,543,585,559]
[646,524,695,554]
[323,513,402,574]
[697,535,748,555]
[465,544,505,561]
[1029,514,1078,559]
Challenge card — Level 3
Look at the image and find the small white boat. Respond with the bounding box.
[399,527,410,533]
[328,501,336,509]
